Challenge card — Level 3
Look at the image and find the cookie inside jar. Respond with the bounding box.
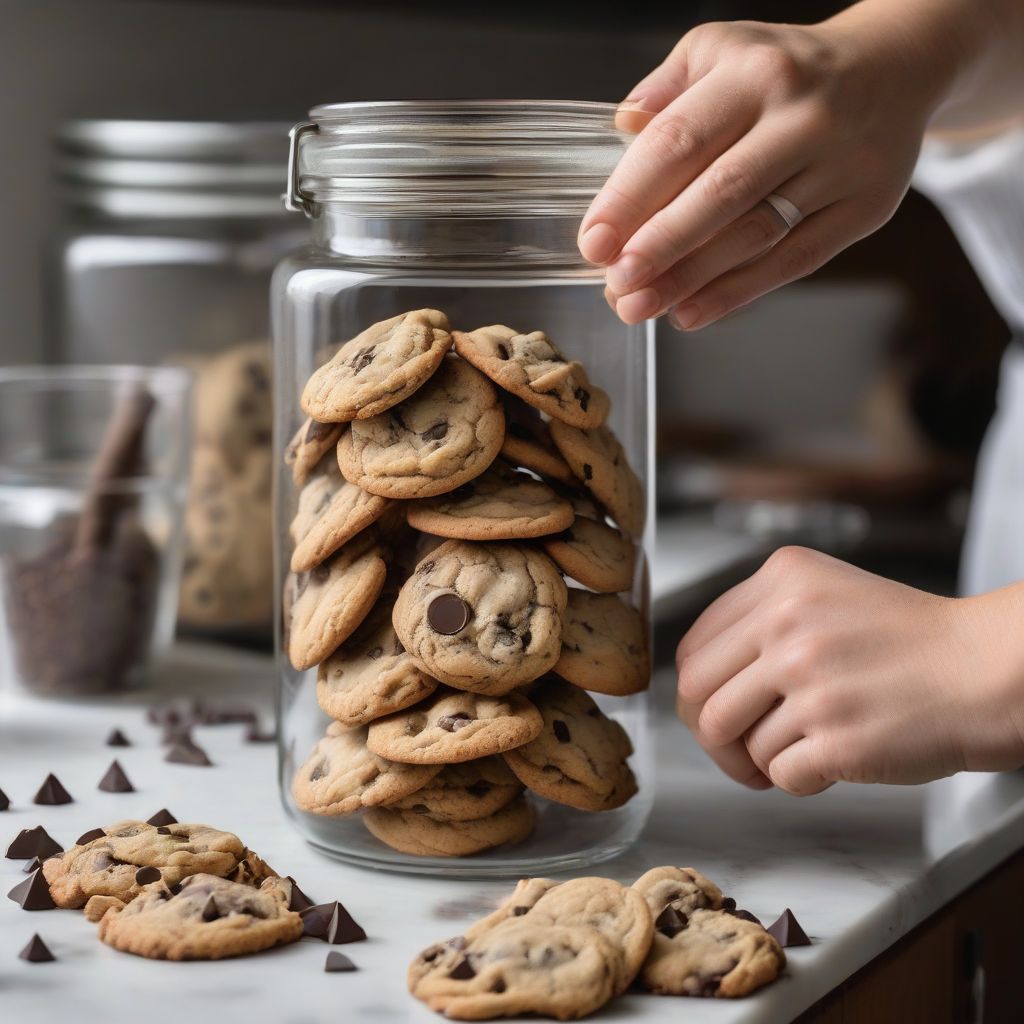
[283,308,651,866]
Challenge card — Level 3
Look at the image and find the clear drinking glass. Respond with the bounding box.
[274,101,654,876]
[0,366,191,696]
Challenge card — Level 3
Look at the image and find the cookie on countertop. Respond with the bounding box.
[337,355,505,499]
[632,866,724,917]
[43,821,256,909]
[503,679,637,812]
[317,597,439,727]
[284,417,346,486]
[550,419,645,536]
[554,590,649,696]
[640,907,785,998]
[286,536,387,671]
[453,325,609,429]
[542,516,636,594]
[364,795,535,858]
[498,396,577,486]
[301,309,453,422]
[366,687,543,765]
[387,757,524,822]
[392,540,567,695]
[97,874,302,961]
[406,461,574,541]
[292,722,441,817]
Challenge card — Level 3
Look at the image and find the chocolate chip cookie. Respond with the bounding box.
[632,866,725,918]
[97,874,302,960]
[364,795,535,857]
[286,536,387,671]
[284,417,345,486]
[366,687,543,765]
[292,722,442,816]
[406,461,574,541]
[387,757,524,822]
[453,326,610,429]
[503,680,637,812]
[498,396,577,486]
[317,597,439,727]
[549,420,645,536]
[301,309,453,422]
[337,355,505,499]
[640,907,785,997]
[43,821,253,909]
[392,540,567,694]
[542,516,636,594]
[554,591,649,696]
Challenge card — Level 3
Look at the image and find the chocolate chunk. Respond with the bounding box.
[8,870,56,911]
[766,908,811,948]
[97,760,135,793]
[245,722,277,744]
[552,720,571,743]
[146,809,177,826]
[655,906,688,938]
[448,957,476,980]
[0,788,9,811]
[437,713,472,733]
[512,905,529,916]
[327,902,367,944]
[426,592,471,635]
[201,895,220,922]
[6,826,63,860]
[420,421,448,442]
[350,347,375,373]
[727,908,763,926]
[32,774,72,806]
[300,904,330,940]
[285,876,315,912]
[105,728,131,747]
[721,896,736,911]
[134,866,161,885]
[574,386,590,411]
[18,934,55,962]
[23,857,43,873]
[156,826,172,835]
[325,950,357,972]
[166,743,212,767]
[76,828,106,846]
[582,463,593,481]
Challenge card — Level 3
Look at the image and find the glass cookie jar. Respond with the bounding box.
[274,101,654,876]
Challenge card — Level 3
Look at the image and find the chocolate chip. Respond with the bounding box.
[201,895,220,922]
[146,809,177,827]
[134,866,161,886]
[512,905,530,917]
[437,713,472,733]
[156,826,173,835]
[32,774,72,806]
[5,827,63,860]
[448,957,475,980]
[366,646,384,660]
[766,908,811,947]
[326,902,367,944]
[7,870,55,911]
[97,760,135,794]
[350,348,375,373]
[325,950,357,972]
[306,419,336,442]
[76,828,105,846]
[18,934,55,962]
[310,563,331,584]
[309,759,329,782]
[166,743,213,767]
[496,344,510,360]
[582,463,593,481]
[574,386,590,411]
[552,720,571,743]
[0,788,8,811]
[491,979,507,993]
[421,421,448,442]
[727,908,763,926]
[426,592,471,635]
[721,896,736,911]
[285,876,315,913]
[105,728,130,747]
[655,906,688,938]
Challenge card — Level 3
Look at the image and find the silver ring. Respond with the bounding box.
[763,192,803,230]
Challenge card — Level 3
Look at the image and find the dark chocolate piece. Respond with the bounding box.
[437,713,472,733]
[97,760,135,793]
[766,908,811,948]
[448,957,476,980]
[76,828,106,846]
[18,934,55,962]
[324,950,357,972]
[0,787,9,811]
[655,906,688,938]
[727,907,764,926]
[165,743,212,767]
[300,904,330,940]
[146,809,177,826]
[134,866,161,885]
[426,592,471,635]
[6,826,62,860]
[721,896,736,911]
[285,876,314,912]
[201,895,220,922]
[32,774,73,806]
[8,870,56,910]
[326,902,367,944]
[106,728,131,747]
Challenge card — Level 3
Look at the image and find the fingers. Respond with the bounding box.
[765,739,833,796]
[579,70,758,265]
[698,664,781,748]
[744,702,804,776]
[667,199,864,330]
[674,572,765,675]
[676,613,760,706]
[677,695,773,790]
[614,36,692,134]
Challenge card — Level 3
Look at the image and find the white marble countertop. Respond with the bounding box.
[2,644,1024,1024]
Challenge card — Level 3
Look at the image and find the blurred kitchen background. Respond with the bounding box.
[0,0,1008,650]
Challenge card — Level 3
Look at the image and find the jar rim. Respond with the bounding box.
[309,99,619,126]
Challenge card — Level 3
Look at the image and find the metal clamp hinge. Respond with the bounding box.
[284,121,318,215]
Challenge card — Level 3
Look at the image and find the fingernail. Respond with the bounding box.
[579,223,619,264]
[616,287,661,324]
[603,285,618,313]
[614,107,657,134]
[669,303,700,331]
[606,252,652,294]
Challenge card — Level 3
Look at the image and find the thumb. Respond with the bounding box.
[615,39,691,133]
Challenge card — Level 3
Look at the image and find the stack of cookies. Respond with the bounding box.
[285,309,650,857]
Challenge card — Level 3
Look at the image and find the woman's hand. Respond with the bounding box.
[676,546,1024,795]
[582,6,969,330]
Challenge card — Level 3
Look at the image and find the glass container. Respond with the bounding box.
[50,120,305,644]
[273,101,654,875]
